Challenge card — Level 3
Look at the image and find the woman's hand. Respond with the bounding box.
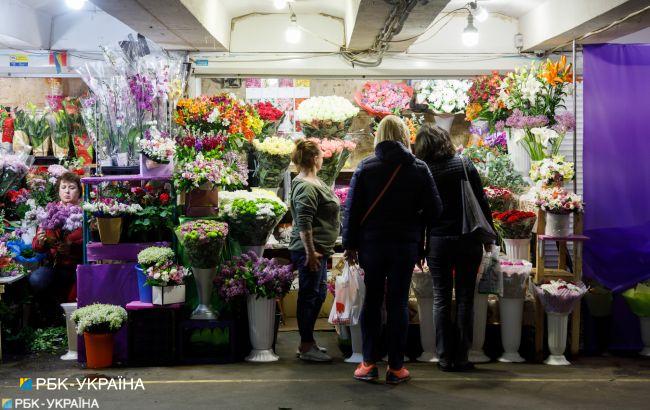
[344,249,358,265]
[305,251,323,272]
[37,230,47,244]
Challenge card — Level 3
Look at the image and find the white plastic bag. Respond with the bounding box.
[477,245,503,296]
[328,261,365,325]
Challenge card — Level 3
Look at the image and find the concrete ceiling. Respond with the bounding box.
[17,0,97,16]
[224,0,348,19]
[444,0,546,18]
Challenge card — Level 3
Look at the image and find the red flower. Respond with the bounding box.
[131,187,145,196]
[159,192,170,204]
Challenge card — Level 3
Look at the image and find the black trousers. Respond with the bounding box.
[427,236,483,363]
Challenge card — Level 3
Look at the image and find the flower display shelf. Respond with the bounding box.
[533,209,588,360]
[81,174,175,264]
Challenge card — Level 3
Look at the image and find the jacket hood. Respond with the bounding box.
[375,140,416,165]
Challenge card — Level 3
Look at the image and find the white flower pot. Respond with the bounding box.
[416,297,438,362]
[191,267,217,320]
[498,297,525,363]
[503,238,531,261]
[507,129,531,176]
[545,213,572,237]
[60,303,78,361]
[152,285,186,305]
[469,292,491,363]
[345,324,364,363]
[241,245,265,258]
[434,115,455,133]
[246,295,280,362]
[545,312,571,365]
[639,317,650,357]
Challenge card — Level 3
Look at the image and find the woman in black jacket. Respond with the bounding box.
[343,115,442,384]
[414,124,493,372]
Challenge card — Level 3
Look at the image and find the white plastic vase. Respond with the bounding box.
[503,239,531,261]
[345,324,364,363]
[416,297,438,362]
[246,295,279,362]
[639,317,650,357]
[60,303,78,361]
[434,115,455,133]
[545,213,572,237]
[191,267,217,320]
[498,297,525,363]
[506,129,531,177]
[545,312,571,365]
[469,292,490,363]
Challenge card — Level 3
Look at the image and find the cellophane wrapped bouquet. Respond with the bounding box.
[307,138,357,186]
[176,219,229,268]
[252,136,295,189]
[500,259,532,298]
[622,281,650,317]
[0,154,31,196]
[296,96,359,139]
[531,279,587,314]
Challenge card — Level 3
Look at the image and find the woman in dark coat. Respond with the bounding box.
[343,115,442,384]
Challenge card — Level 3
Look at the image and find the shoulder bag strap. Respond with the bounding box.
[360,164,403,225]
[459,155,470,181]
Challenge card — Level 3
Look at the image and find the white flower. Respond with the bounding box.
[207,108,220,123]
[296,96,359,123]
[530,127,559,148]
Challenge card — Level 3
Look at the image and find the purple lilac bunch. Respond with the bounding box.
[214,251,295,302]
[128,73,155,112]
[551,111,576,134]
[37,202,83,232]
[505,109,549,129]
[483,131,507,149]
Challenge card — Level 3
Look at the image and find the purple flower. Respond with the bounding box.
[552,111,576,134]
[128,73,155,112]
[505,109,548,129]
[38,203,83,232]
[484,131,507,148]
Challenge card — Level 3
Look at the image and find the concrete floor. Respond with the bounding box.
[1,331,650,410]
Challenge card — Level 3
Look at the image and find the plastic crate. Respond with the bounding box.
[126,302,182,366]
[178,319,236,364]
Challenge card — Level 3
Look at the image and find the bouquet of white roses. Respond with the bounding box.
[296,96,359,139]
[252,136,295,188]
[139,127,176,163]
[530,155,575,187]
[414,80,472,114]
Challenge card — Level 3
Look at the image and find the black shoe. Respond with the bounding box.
[437,360,454,372]
[454,361,475,372]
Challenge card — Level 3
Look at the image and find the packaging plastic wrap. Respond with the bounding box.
[0,153,34,196]
[478,245,503,295]
[411,267,434,299]
[622,282,650,317]
[532,280,588,314]
[500,259,532,299]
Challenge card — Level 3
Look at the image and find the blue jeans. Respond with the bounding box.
[290,251,328,343]
[359,241,418,369]
[427,236,483,363]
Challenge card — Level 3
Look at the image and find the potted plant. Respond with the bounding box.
[251,136,295,191]
[176,219,229,319]
[82,198,142,244]
[535,187,584,237]
[493,210,536,261]
[146,260,191,305]
[71,303,127,369]
[138,126,176,177]
[127,185,175,242]
[214,251,295,362]
[219,189,288,255]
[136,246,175,303]
[295,95,359,139]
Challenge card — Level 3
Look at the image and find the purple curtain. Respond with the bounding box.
[584,44,650,350]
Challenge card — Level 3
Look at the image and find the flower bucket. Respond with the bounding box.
[503,238,531,261]
[135,265,152,303]
[186,184,219,217]
[344,324,364,363]
[545,212,572,237]
[498,297,525,363]
[640,317,650,357]
[434,114,455,133]
[83,332,114,369]
[416,297,438,362]
[97,217,122,245]
[545,312,571,365]
[246,295,280,362]
[191,267,217,320]
[152,285,186,305]
[469,292,490,363]
[51,138,69,158]
[139,153,173,178]
[60,303,78,361]
[506,129,531,176]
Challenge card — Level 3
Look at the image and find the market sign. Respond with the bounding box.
[9,54,28,67]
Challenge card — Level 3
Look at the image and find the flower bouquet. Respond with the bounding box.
[0,242,28,278]
[0,154,31,196]
[536,187,583,237]
[465,71,509,132]
[461,145,528,193]
[254,101,285,139]
[529,155,574,188]
[353,81,413,117]
[71,303,127,368]
[623,282,650,318]
[139,126,176,176]
[307,138,357,186]
[219,189,288,247]
[83,198,142,244]
[38,202,84,233]
[484,186,514,212]
[493,210,536,239]
[175,131,228,162]
[414,80,472,114]
[252,136,295,189]
[137,246,176,303]
[500,259,532,299]
[483,130,507,151]
[296,96,359,139]
[14,103,51,155]
[145,259,190,305]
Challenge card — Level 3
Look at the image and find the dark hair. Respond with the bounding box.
[55,172,82,200]
[414,124,456,162]
[292,139,321,171]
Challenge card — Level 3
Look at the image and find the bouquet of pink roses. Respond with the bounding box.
[354,81,413,117]
[307,138,357,186]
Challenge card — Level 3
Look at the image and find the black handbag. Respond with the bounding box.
[459,156,497,244]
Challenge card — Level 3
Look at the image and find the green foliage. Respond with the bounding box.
[462,145,528,193]
[30,327,67,353]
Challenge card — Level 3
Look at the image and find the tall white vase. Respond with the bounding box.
[498,297,525,363]
[506,129,531,176]
[416,297,438,362]
[503,238,531,261]
[60,303,78,361]
[434,115,455,133]
[469,292,490,363]
[246,295,280,362]
[241,245,265,258]
[345,324,364,363]
[545,312,571,365]
[639,317,650,357]
[191,267,217,320]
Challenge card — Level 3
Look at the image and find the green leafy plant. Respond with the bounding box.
[29,327,67,353]
[15,104,51,149]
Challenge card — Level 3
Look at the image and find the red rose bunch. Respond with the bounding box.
[493,210,537,239]
[254,101,283,122]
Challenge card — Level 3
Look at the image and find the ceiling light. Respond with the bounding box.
[469,1,488,22]
[285,13,301,44]
[66,0,86,10]
[462,14,479,47]
[274,0,287,9]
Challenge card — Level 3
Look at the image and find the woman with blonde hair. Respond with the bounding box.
[343,115,442,384]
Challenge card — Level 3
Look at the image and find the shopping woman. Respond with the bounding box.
[30,172,83,322]
[289,139,340,362]
[414,124,493,372]
[343,115,442,384]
